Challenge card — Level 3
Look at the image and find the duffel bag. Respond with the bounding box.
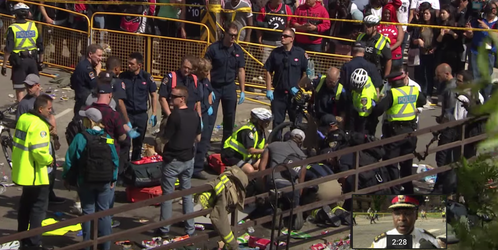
[123,161,162,187]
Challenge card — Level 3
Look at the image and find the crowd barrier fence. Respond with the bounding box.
[0,116,489,249]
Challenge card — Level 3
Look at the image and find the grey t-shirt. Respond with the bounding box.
[267,140,307,180]
[224,0,253,41]
[441,78,457,121]
[16,94,56,122]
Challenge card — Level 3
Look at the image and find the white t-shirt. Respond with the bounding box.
[393,0,410,31]
[370,7,383,20]
[410,0,440,10]
[454,93,484,120]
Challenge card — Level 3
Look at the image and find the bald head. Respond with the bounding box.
[326,67,340,89]
[436,63,453,82]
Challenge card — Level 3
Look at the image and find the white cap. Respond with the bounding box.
[290,129,305,141]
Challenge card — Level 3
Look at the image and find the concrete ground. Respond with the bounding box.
[0,66,452,249]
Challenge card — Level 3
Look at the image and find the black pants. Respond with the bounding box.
[129,112,148,161]
[18,185,50,247]
[194,112,211,174]
[383,122,417,194]
[433,128,460,194]
[119,138,131,175]
[208,83,237,149]
[271,91,297,139]
[350,113,377,136]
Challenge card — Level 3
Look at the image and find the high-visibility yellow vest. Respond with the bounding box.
[357,33,390,55]
[9,21,39,53]
[387,86,419,122]
[223,122,265,160]
[315,75,344,101]
[352,78,378,117]
[11,112,53,186]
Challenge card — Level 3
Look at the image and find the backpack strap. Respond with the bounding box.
[192,74,198,88]
[171,71,177,89]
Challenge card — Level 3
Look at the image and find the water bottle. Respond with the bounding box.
[307,59,315,79]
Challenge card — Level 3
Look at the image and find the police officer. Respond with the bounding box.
[357,15,392,78]
[312,67,347,121]
[348,68,378,135]
[70,44,103,116]
[371,195,443,248]
[264,27,308,132]
[12,95,54,250]
[340,42,383,93]
[2,3,44,103]
[204,22,246,148]
[372,71,426,194]
[119,52,158,161]
[221,108,271,174]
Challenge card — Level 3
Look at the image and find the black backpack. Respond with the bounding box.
[65,117,84,145]
[79,131,115,183]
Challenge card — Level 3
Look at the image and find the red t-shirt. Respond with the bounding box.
[378,24,402,60]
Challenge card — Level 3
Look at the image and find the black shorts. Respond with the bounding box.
[11,57,38,89]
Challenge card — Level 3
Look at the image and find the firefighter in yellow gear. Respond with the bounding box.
[2,3,44,103]
[195,166,249,250]
[221,108,271,174]
[372,70,426,194]
[349,68,378,135]
[11,95,54,248]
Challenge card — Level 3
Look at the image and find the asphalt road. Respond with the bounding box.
[0,66,453,249]
[351,216,447,249]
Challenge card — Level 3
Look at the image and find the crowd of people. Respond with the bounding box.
[2,0,495,249]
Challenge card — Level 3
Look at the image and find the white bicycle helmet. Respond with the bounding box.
[351,68,369,89]
[251,108,272,121]
[363,15,380,26]
[13,3,30,11]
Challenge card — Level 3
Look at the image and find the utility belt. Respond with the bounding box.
[386,120,417,130]
[10,50,37,67]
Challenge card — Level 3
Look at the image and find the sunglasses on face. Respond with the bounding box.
[227,33,237,38]
[170,94,184,99]
[281,34,292,38]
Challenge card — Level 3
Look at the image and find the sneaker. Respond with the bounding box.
[154,229,171,239]
[423,101,435,110]
[49,197,66,205]
[112,220,121,228]
[70,206,82,215]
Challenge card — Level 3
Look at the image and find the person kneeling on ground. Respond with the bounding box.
[221,108,272,174]
[62,108,119,250]
[258,129,307,230]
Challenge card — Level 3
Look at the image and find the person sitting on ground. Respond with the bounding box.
[221,108,272,174]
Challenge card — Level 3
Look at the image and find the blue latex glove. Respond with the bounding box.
[211,92,216,102]
[201,120,204,131]
[291,87,299,96]
[127,122,132,130]
[266,90,274,101]
[149,115,157,127]
[127,129,140,139]
[238,91,245,104]
[207,106,213,116]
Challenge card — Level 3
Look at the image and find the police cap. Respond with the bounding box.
[389,195,420,209]
[353,41,366,49]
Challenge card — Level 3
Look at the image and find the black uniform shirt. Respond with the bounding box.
[119,69,157,113]
[204,41,245,86]
[340,56,383,91]
[158,70,201,110]
[264,45,307,91]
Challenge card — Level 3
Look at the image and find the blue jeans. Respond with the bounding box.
[93,15,106,44]
[78,183,114,250]
[470,51,495,102]
[158,158,195,235]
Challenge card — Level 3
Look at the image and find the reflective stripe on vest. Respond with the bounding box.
[352,79,377,117]
[357,33,390,55]
[10,22,38,53]
[224,231,235,244]
[387,86,419,122]
[13,129,49,151]
[223,123,265,160]
[315,75,343,100]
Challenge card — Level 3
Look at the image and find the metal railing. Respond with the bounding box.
[0,116,488,249]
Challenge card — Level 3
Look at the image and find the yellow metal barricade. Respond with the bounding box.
[91,12,210,79]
